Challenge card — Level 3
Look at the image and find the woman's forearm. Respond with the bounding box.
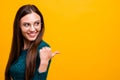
[38,61,49,72]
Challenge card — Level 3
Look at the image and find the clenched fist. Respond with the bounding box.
[38,46,59,72]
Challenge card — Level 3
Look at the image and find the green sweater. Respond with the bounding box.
[9,40,51,80]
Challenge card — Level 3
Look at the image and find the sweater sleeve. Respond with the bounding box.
[32,40,51,80]
[33,60,51,80]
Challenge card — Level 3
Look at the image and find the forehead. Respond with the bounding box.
[20,12,41,22]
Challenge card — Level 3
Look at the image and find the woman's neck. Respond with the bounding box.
[23,39,31,50]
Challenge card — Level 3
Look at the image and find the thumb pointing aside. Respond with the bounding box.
[52,51,60,57]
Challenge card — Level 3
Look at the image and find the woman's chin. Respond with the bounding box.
[27,37,37,41]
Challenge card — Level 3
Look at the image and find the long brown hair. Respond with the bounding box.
[5,4,45,80]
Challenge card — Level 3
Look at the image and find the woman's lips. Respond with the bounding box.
[28,32,37,37]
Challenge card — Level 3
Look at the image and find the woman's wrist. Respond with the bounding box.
[40,60,49,65]
[38,61,49,72]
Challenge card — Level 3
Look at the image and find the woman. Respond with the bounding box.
[5,4,59,80]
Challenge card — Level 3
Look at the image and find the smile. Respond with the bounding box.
[27,31,38,37]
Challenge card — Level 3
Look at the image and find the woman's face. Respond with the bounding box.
[20,12,41,42]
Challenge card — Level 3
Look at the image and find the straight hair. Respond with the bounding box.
[5,4,45,80]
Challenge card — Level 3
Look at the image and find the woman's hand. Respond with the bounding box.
[38,47,59,72]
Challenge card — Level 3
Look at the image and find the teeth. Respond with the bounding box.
[28,32,37,37]
[29,34,35,36]
[29,33,35,36]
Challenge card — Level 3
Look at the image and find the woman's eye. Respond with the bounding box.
[23,23,30,27]
[34,22,40,26]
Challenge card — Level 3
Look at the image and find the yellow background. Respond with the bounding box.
[0,0,120,80]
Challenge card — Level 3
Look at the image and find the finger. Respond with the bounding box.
[52,51,60,57]
[45,47,51,51]
[47,47,51,51]
[39,49,42,53]
[43,47,50,51]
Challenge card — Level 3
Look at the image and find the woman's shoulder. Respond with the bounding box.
[37,40,50,50]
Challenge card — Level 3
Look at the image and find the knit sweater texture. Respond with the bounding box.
[9,40,51,80]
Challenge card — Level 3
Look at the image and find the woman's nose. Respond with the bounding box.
[29,25,35,31]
